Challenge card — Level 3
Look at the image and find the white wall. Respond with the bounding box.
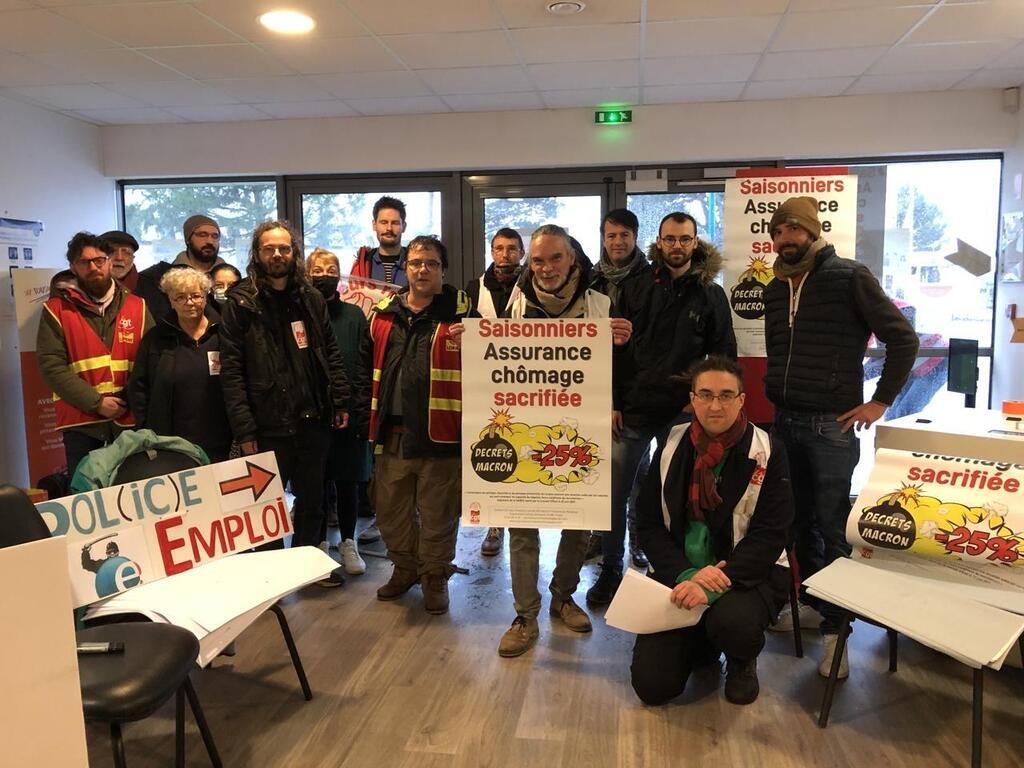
[0,95,116,487]
[993,103,1024,407]
[102,89,1018,177]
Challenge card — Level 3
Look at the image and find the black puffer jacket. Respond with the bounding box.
[763,243,918,414]
[219,276,350,442]
[616,242,737,430]
[358,284,474,459]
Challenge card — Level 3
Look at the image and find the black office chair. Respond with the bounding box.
[0,484,222,768]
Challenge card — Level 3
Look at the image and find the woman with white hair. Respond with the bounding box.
[128,266,232,461]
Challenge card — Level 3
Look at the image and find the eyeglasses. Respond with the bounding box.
[259,244,293,257]
[408,259,442,271]
[76,255,109,269]
[692,391,740,404]
[172,293,206,304]
[660,235,695,246]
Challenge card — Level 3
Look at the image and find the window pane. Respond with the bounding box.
[301,191,442,271]
[123,181,278,272]
[854,159,1000,347]
[851,356,992,494]
[483,196,601,265]
[626,191,725,250]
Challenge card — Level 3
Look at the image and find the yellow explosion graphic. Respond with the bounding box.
[740,255,774,285]
[873,487,1024,565]
[474,412,601,487]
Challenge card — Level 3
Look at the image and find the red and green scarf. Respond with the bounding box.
[687,412,748,521]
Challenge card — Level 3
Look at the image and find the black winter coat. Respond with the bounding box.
[219,276,351,442]
[616,242,737,430]
[126,308,232,461]
[637,423,793,612]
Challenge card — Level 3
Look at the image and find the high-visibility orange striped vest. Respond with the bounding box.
[368,304,462,446]
[44,292,146,430]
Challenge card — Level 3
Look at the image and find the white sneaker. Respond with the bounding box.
[819,634,850,679]
[358,519,381,544]
[770,603,824,633]
[340,538,366,575]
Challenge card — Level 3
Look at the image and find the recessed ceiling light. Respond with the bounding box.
[258,10,316,35]
[546,1,585,15]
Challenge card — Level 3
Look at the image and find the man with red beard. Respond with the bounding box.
[37,232,154,475]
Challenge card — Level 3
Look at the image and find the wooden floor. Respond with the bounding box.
[85,525,1024,768]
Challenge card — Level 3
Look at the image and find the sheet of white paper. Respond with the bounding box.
[0,537,89,768]
[805,558,1024,669]
[604,567,707,634]
[84,547,336,664]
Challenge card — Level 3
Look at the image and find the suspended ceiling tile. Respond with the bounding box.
[8,82,145,109]
[309,70,433,99]
[539,86,638,108]
[771,6,930,51]
[870,40,1017,74]
[511,23,639,63]
[53,3,241,48]
[165,103,272,121]
[496,0,640,28]
[441,91,544,112]
[646,17,781,57]
[259,36,404,75]
[26,48,186,84]
[754,46,886,80]
[190,0,364,42]
[643,82,745,103]
[384,30,519,69]
[102,79,240,107]
[644,54,759,86]
[846,70,974,94]
[743,76,856,100]
[418,65,533,95]
[346,95,451,115]
[528,59,639,91]
[250,100,360,118]
[140,44,293,79]
[346,0,503,35]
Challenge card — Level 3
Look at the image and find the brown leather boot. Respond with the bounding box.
[422,572,450,615]
[376,567,418,601]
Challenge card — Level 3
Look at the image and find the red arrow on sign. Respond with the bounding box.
[219,461,276,502]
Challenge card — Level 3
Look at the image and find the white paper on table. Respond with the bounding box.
[84,547,336,665]
[805,558,1024,669]
[604,567,707,634]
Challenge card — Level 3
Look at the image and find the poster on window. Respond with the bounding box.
[722,169,858,357]
[460,318,612,530]
[845,447,1024,611]
[1,218,42,320]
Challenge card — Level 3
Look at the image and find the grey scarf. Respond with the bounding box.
[772,237,828,279]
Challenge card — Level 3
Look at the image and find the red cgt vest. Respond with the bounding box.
[44,293,146,430]
[368,309,461,447]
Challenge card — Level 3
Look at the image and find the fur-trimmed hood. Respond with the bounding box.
[646,240,723,286]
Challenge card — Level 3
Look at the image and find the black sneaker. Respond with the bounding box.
[317,567,346,588]
[629,540,649,570]
[724,656,759,705]
[585,566,622,606]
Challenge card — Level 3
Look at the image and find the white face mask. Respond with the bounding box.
[213,288,228,302]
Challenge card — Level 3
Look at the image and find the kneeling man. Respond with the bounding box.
[631,356,792,705]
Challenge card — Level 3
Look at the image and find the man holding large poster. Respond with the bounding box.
[470,224,630,657]
[763,197,917,677]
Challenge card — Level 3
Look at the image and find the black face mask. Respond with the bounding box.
[312,275,340,300]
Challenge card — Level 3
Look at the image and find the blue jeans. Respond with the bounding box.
[602,425,658,572]
[773,409,859,635]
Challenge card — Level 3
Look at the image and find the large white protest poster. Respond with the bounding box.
[35,452,288,607]
[723,169,858,357]
[847,448,1024,601]
[461,318,612,530]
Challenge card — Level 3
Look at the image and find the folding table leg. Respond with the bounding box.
[972,667,983,768]
[887,629,898,673]
[270,603,313,701]
[817,611,852,728]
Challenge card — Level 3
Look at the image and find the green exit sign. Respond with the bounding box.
[595,109,632,125]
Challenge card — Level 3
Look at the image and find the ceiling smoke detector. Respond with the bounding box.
[546,1,585,15]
